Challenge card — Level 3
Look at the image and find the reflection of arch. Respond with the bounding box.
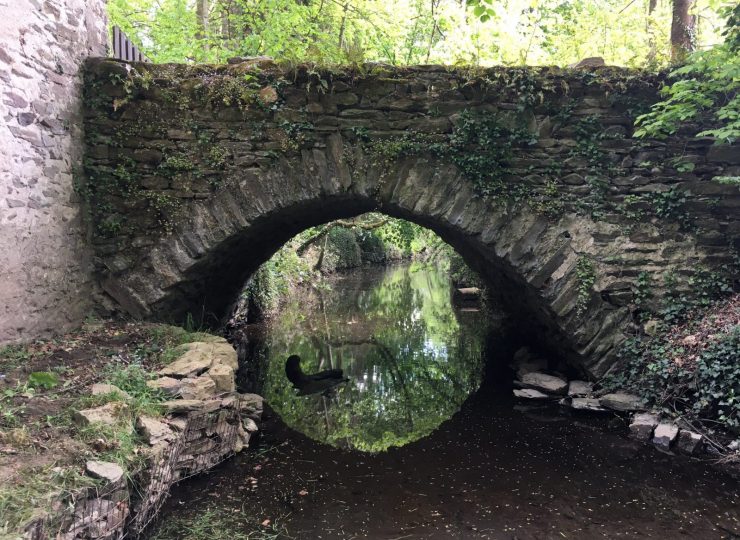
[99,153,630,377]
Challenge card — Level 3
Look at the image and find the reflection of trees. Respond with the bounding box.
[264,263,486,452]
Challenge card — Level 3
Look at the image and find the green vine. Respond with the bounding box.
[575,255,596,316]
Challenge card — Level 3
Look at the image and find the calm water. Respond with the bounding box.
[148,263,740,540]
[261,262,488,452]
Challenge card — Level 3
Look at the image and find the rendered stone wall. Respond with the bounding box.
[0,0,107,343]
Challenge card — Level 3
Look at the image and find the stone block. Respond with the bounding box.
[162,399,221,414]
[85,460,125,484]
[208,363,235,393]
[520,372,568,395]
[171,342,238,371]
[513,388,551,400]
[180,376,217,400]
[73,402,127,427]
[652,422,679,450]
[629,412,659,440]
[158,350,213,378]
[136,416,175,445]
[559,397,606,412]
[147,376,182,396]
[567,380,593,396]
[599,392,646,412]
[676,430,703,455]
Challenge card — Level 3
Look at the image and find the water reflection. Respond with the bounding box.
[262,262,488,452]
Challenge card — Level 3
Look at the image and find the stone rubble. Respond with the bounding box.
[146,376,182,396]
[30,339,263,540]
[559,397,606,412]
[136,416,175,445]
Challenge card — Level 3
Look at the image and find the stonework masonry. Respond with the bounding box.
[82,59,739,377]
[0,0,107,343]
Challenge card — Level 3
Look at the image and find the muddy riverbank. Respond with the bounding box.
[150,383,739,539]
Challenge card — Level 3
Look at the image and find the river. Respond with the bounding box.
[147,262,740,539]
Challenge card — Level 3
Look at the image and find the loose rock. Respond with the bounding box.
[180,376,217,400]
[172,342,238,370]
[653,422,679,450]
[85,460,124,484]
[676,430,703,455]
[136,416,175,445]
[567,380,593,397]
[559,397,606,412]
[90,383,130,399]
[73,402,127,427]
[629,412,659,440]
[599,392,646,412]
[146,376,182,396]
[162,399,221,414]
[520,372,568,395]
[158,349,212,378]
[513,388,551,400]
[208,363,236,393]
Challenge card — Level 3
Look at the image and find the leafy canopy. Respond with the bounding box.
[108,0,726,67]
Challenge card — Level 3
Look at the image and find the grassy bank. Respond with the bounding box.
[0,321,216,537]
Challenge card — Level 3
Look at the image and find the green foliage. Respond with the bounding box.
[149,506,286,540]
[660,268,734,324]
[713,175,740,186]
[264,263,485,452]
[445,109,537,197]
[0,467,98,537]
[449,252,483,289]
[107,0,725,67]
[26,372,59,391]
[648,186,691,229]
[634,271,653,321]
[635,5,740,144]
[605,326,740,433]
[575,255,596,316]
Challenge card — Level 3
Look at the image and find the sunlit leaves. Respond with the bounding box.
[107,0,726,67]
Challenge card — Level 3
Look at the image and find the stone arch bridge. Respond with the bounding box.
[82,58,739,377]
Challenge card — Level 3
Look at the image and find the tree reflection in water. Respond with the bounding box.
[264,262,488,452]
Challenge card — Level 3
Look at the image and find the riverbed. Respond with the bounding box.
[147,263,740,539]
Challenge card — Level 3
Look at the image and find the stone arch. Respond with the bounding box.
[83,60,739,378]
[99,148,630,378]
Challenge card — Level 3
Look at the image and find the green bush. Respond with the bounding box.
[605,326,740,433]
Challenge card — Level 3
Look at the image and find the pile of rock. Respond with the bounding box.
[510,347,711,458]
[510,347,646,414]
[628,413,704,455]
[29,337,262,540]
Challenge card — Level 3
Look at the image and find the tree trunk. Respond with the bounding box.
[196,0,210,51]
[670,0,696,61]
